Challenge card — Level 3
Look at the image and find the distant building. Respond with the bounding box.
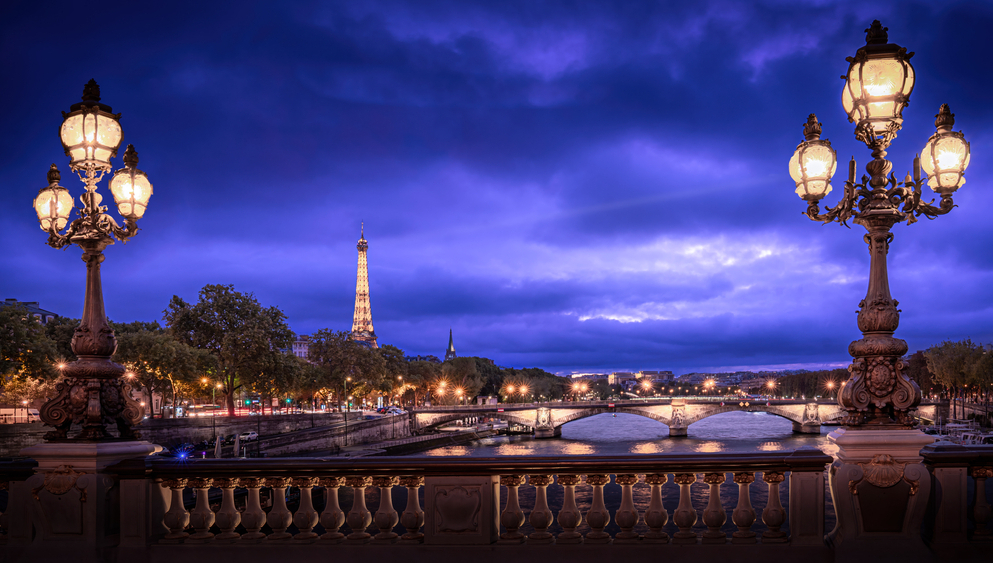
[2,299,58,325]
[444,329,457,361]
[291,335,310,359]
[636,370,674,383]
[569,373,606,379]
[406,355,441,363]
[608,372,636,386]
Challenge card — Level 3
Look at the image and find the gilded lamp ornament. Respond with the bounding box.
[34,80,151,441]
[792,22,971,427]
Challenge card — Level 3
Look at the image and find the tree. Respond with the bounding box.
[441,357,483,405]
[406,360,441,406]
[378,344,409,404]
[307,329,384,410]
[44,315,79,363]
[905,351,936,397]
[924,340,985,420]
[113,323,209,418]
[0,304,57,392]
[164,284,294,416]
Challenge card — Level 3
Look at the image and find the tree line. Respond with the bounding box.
[1,284,570,416]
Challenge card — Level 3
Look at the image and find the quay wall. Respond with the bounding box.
[0,412,369,457]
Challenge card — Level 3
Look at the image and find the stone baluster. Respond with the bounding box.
[731,472,756,544]
[527,474,554,544]
[292,477,319,541]
[584,474,611,544]
[372,476,400,543]
[614,474,640,543]
[643,474,669,543]
[398,476,425,543]
[672,473,698,544]
[701,473,727,544]
[499,475,526,543]
[345,476,373,543]
[187,478,215,543]
[319,477,346,543]
[972,466,992,539]
[213,478,241,542]
[265,477,293,541]
[161,478,190,542]
[761,472,787,543]
[556,475,583,544]
[240,478,267,541]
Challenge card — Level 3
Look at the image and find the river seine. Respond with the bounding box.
[415,411,840,457]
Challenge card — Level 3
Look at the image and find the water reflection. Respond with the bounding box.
[693,440,725,453]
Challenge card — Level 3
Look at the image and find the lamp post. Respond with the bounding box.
[791,21,970,427]
[343,376,351,447]
[34,80,151,441]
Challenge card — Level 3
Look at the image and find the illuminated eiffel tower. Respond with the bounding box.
[349,223,378,348]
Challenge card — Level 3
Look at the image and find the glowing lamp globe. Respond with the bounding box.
[921,104,970,195]
[59,80,123,170]
[789,114,837,200]
[841,21,915,145]
[109,145,153,219]
[33,164,73,231]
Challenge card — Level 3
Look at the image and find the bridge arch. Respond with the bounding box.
[556,407,672,428]
[415,411,533,431]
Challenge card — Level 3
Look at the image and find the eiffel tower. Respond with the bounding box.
[350,223,378,348]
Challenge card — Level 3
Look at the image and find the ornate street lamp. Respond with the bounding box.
[792,22,971,426]
[34,80,152,441]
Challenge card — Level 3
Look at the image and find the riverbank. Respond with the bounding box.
[290,428,497,458]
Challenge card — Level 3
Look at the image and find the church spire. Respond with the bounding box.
[350,224,378,348]
[445,328,457,361]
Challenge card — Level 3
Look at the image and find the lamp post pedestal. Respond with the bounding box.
[826,427,935,554]
[7,441,163,561]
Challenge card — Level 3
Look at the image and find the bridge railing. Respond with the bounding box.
[921,443,993,544]
[92,449,833,548]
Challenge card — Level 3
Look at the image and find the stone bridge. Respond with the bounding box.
[411,398,947,439]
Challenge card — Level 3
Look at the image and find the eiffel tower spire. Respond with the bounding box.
[350,223,378,348]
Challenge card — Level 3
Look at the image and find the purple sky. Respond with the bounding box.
[2,1,992,375]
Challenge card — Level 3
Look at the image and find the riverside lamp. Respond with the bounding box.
[33,80,152,441]
[792,22,970,427]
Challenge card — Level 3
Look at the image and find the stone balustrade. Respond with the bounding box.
[2,446,992,562]
[101,449,834,548]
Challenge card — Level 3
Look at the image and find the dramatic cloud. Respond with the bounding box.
[2,0,992,374]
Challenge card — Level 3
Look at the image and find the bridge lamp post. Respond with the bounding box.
[791,21,970,426]
[455,387,465,406]
[33,80,154,441]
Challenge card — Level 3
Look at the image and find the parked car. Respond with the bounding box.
[238,431,259,442]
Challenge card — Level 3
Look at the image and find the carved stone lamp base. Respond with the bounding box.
[826,428,935,555]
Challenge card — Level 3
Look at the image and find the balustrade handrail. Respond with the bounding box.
[920,442,993,466]
[107,449,832,481]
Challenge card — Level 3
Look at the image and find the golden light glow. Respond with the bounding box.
[110,169,153,220]
[766,380,775,388]
[922,132,970,193]
[33,186,73,232]
[520,385,529,394]
[790,142,837,200]
[506,385,515,393]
